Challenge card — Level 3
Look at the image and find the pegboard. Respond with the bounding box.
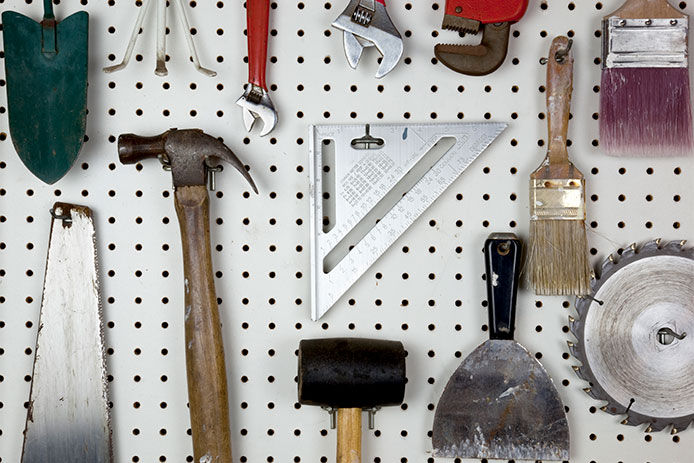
[0,0,692,462]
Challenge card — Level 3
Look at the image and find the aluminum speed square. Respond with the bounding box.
[309,122,507,320]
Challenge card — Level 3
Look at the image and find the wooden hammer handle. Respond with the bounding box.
[174,185,232,462]
[337,408,362,463]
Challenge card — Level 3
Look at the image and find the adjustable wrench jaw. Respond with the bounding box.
[236,83,278,137]
[332,0,403,78]
[435,0,528,76]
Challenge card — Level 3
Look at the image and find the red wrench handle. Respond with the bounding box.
[247,0,270,89]
[444,0,529,24]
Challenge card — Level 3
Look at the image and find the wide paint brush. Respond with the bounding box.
[600,0,693,156]
[528,36,591,296]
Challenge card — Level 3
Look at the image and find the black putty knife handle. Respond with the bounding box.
[484,233,522,340]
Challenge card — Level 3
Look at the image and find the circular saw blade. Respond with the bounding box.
[570,239,694,433]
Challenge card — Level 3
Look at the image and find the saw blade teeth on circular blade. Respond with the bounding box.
[570,240,694,433]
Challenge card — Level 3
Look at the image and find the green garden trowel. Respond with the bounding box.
[2,0,88,184]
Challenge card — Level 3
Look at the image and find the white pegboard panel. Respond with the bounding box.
[0,0,692,462]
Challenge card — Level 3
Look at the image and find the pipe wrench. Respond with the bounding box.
[236,0,278,136]
[435,0,529,76]
[332,0,403,78]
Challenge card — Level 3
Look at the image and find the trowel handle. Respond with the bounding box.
[484,233,522,340]
[337,408,361,463]
[174,185,233,462]
[43,0,54,19]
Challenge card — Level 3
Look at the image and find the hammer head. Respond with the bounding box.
[298,338,406,409]
[118,129,258,192]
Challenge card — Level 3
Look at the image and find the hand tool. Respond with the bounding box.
[433,233,569,461]
[236,0,278,136]
[570,239,694,433]
[22,203,111,462]
[434,0,529,76]
[600,0,693,156]
[103,0,216,77]
[2,0,88,184]
[332,0,403,78]
[118,129,257,462]
[298,338,406,463]
[528,36,591,296]
[309,122,506,320]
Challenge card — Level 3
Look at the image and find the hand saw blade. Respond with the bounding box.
[309,122,507,320]
[22,203,112,463]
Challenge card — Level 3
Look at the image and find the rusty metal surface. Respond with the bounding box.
[118,129,258,192]
[432,339,569,460]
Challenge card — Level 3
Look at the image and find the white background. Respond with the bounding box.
[0,0,692,462]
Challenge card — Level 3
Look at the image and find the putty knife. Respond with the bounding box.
[432,233,569,461]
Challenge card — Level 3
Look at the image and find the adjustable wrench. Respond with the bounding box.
[332,0,403,78]
[236,0,278,137]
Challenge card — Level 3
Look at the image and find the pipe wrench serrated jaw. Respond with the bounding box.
[235,83,278,137]
[435,0,528,76]
[332,0,403,78]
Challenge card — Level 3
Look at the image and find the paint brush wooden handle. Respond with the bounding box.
[546,36,574,166]
[174,185,233,462]
[606,0,684,19]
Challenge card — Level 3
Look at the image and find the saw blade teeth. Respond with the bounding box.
[622,243,637,258]
[570,239,694,432]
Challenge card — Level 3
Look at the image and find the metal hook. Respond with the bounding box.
[554,39,573,63]
[50,208,72,225]
[539,39,573,65]
[657,327,686,345]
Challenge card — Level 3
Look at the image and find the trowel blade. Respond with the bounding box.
[22,203,112,463]
[2,10,89,184]
[432,339,569,461]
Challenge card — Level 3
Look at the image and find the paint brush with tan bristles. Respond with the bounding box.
[528,36,591,296]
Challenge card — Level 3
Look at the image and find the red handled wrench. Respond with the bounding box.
[236,0,277,136]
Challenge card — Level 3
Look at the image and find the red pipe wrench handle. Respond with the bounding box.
[444,0,529,24]
[247,0,270,89]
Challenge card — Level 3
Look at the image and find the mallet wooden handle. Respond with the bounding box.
[337,408,362,463]
[174,185,232,462]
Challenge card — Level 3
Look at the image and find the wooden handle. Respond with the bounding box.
[606,0,685,19]
[174,185,232,462]
[337,408,362,463]
[546,36,573,166]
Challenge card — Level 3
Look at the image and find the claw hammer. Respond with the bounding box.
[118,129,258,462]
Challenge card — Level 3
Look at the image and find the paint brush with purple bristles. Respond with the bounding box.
[600,0,693,156]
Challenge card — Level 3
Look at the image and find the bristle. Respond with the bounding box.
[600,68,693,156]
[528,219,591,296]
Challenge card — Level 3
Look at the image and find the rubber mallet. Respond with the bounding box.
[298,337,406,463]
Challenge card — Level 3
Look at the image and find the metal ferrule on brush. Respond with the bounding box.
[530,178,585,221]
[603,17,688,69]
